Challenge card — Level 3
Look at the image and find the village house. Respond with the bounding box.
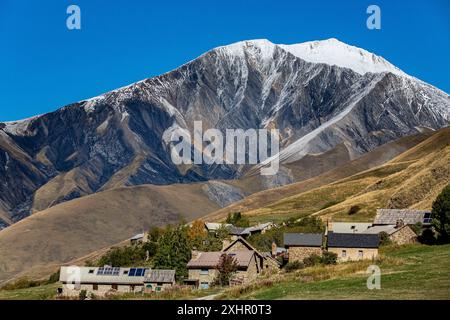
[284,233,323,263]
[59,266,175,297]
[186,237,278,289]
[327,232,379,262]
[361,222,418,245]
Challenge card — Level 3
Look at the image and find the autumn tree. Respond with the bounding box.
[215,253,238,286]
[188,220,207,248]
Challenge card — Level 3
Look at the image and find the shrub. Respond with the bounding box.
[379,232,393,246]
[303,254,322,267]
[226,212,250,228]
[46,270,60,284]
[348,205,361,215]
[1,277,41,291]
[418,228,436,245]
[284,261,304,272]
[79,290,87,300]
[320,251,337,265]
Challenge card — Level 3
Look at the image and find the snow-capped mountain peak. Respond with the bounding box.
[278,38,407,76]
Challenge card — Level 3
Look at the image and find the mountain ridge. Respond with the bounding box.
[0,38,449,225]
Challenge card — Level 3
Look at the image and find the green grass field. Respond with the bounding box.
[0,283,59,300]
[219,244,450,300]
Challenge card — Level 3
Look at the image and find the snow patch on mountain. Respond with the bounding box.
[279,38,407,76]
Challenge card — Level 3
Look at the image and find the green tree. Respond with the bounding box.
[215,254,238,286]
[153,225,192,280]
[432,184,450,242]
[226,212,250,227]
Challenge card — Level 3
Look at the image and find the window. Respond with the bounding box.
[200,282,210,290]
[358,250,364,258]
[93,284,98,291]
[88,269,94,274]
[200,269,209,275]
[342,250,347,257]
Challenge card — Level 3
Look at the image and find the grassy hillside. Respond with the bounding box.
[210,126,450,223]
[219,244,450,300]
[204,130,434,223]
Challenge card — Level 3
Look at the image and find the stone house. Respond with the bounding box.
[327,232,379,262]
[143,269,176,293]
[186,237,277,289]
[284,233,323,263]
[361,223,417,245]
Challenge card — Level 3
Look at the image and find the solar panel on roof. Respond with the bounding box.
[112,267,120,275]
[136,268,144,276]
[129,268,136,276]
[97,267,105,275]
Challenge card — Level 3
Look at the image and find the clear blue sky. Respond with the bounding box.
[1,0,449,122]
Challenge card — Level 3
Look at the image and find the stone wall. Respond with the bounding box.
[328,247,378,262]
[288,246,322,263]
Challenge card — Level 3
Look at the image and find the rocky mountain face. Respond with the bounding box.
[0,38,449,226]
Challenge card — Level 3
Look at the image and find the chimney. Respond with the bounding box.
[191,249,200,260]
[222,239,231,251]
[271,242,277,257]
[395,219,404,228]
[327,219,333,233]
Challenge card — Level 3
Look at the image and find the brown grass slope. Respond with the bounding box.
[0,183,220,283]
[229,126,450,223]
[204,130,434,223]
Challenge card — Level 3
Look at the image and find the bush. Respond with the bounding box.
[46,270,60,284]
[348,205,361,215]
[1,277,41,291]
[79,290,87,300]
[320,251,337,265]
[226,212,250,228]
[303,254,322,267]
[379,232,393,246]
[418,228,436,245]
[284,261,304,272]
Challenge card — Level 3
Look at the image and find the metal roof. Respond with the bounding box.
[187,251,254,268]
[327,232,380,248]
[331,222,373,233]
[144,269,175,283]
[283,233,323,247]
[130,233,144,241]
[360,225,399,235]
[374,209,431,225]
